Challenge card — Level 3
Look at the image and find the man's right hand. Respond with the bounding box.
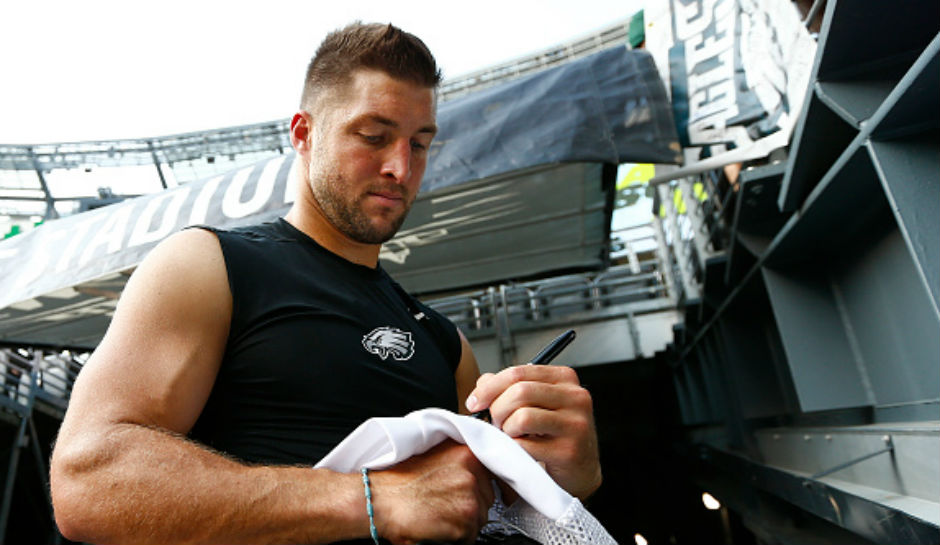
[371,440,495,545]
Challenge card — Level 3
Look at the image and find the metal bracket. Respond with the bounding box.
[808,435,895,480]
[625,311,642,359]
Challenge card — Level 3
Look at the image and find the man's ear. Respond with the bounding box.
[290,112,312,155]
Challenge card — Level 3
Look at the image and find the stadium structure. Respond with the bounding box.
[0,2,937,544]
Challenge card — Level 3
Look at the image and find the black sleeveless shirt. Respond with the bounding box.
[188,219,461,466]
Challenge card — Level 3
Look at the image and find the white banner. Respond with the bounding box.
[645,0,816,164]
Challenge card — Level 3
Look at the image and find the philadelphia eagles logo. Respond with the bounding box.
[362,327,415,361]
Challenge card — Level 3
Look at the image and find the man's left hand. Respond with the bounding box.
[465,365,602,500]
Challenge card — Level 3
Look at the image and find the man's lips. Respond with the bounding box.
[367,190,405,204]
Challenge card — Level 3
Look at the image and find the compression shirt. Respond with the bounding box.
[188,218,461,465]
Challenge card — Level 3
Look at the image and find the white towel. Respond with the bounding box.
[315,408,617,545]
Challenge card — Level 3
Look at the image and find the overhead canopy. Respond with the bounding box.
[424,46,681,193]
[384,162,616,294]
[0,45,678,349]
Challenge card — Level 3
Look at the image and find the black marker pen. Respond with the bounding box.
[470,329,576,423]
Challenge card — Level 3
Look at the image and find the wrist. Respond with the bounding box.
[361,468,380,545]
[299,468,376,542]
[574,467,603,501]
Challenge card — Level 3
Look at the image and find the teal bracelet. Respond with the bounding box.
[360,467,380,545]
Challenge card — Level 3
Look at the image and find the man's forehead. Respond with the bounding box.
[328,70,436,128]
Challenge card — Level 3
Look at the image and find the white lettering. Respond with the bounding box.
[689,114,751,146]
[675,0,728,40]
[678,0,739,147]
[222,157,283,219]
[79,204,134,267]
[379,229,449,265]
[55,215,104,273]
[189,175,224,226]
[284,156,300,205]
[687,53,737,123]
[128,186,192,247]
[686,10,734,68]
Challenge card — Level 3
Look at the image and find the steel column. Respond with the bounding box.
[148,140,168,189]
[25,148,58,220]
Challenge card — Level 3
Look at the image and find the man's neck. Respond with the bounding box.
[284,203,381,269]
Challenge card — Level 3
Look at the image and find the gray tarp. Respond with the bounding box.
[425,46,681,192]
[0,45,678,348]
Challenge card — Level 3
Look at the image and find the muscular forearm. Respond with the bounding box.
[50,422,367,545]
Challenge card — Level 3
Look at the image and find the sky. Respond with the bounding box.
[0,0,644,144]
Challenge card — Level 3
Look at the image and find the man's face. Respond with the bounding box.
[304,69,437,245]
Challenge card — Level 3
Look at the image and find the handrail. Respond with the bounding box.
[425,261,672,334]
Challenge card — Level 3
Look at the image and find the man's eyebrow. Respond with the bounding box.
[360,114,437,136]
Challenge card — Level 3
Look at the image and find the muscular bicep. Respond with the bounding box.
[61,229,231,437]
[454,329,481,415]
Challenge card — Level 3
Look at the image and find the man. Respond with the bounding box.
[50,22,601,545]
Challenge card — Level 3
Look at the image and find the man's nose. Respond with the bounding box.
[380,140,412,183]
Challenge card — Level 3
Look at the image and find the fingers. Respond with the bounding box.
[464,364,603,501]
[466,365,588,433]
[455,444,496,530]
[498,406,569,437]
[473,472,495,530]
[465,364,580,414]
[513,421,603,501]
[489,382,574,433]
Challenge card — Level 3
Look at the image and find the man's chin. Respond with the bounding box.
[349,221,405,245]
[335,203,411,245]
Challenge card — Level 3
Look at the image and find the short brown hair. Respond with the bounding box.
[300,22,442,111]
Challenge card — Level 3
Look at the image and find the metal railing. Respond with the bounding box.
[0,348,83,415]
[424,259,671,335]
[649,174,732,307]
[0,347,83,543]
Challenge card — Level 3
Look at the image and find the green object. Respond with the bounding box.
[2,225,21,240]
[628,10,645,48]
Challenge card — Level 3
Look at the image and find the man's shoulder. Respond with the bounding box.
[154,227,223,261]
[123,228,231,317]
[135,228,224,279]
[180,221,301,268]
[185,220,287,243]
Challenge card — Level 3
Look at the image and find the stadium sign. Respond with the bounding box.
[645,0,816,163]
[0,153,296,312]
[0,46,681,347]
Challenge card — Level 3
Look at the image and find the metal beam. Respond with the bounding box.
[25,147,58,220]
[699,444,940,544]
[148,140,168,189]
